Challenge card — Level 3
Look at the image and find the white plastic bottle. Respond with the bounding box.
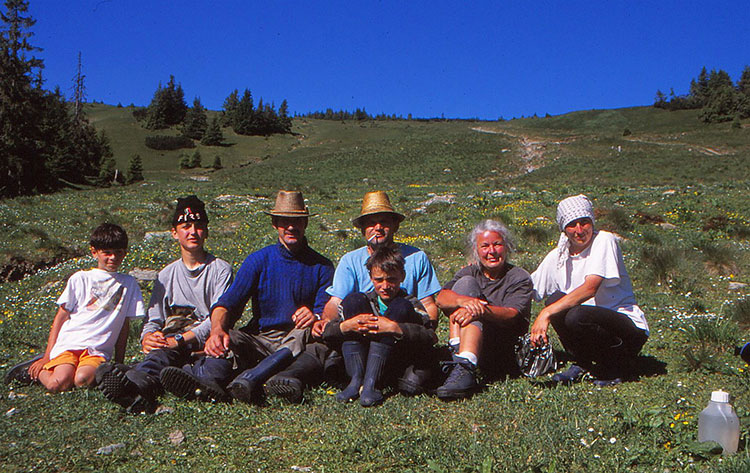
[698,390,740,454]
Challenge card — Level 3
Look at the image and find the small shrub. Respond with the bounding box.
[190,150,202,168]
[126,154,144,184]
[623,127,632,136]
[131,107,148,121]
[729,297,750,328]
[520,225,554,245]
[144,135,195,151]
[639,245,681,283]
[731,115,742,129]
[178,153,191,169]
[680,316,738,347]
[212,156,222,170]
[694,238,737,275]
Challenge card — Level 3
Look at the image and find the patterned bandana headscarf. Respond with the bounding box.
[555,194,595,267]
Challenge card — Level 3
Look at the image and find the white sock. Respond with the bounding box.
[449,337,460,349]
[456,351,478,366]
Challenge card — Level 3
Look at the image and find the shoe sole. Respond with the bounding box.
[4,355,43,386]
[436,385,475,400]
[99,368,137,409]
[264,377,303,404]
[160,367,230,402]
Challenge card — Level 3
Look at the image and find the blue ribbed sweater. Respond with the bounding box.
[213,242,334,331]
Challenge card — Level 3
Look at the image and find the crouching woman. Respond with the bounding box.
[530,194,649,386]
[435,219,533,399]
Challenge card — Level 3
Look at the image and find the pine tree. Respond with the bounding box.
[222,89,239,126]
[0,0,51,196]
[178,153,191,169]
[233,89,256,135]
[99,156,116,184]
[145,75,188,129]
[127,154,144,183]
[279,99,292,133]
[190,150,202,168]
[212,155,222,170]
[181,97,208,140]
[201,116,224,145]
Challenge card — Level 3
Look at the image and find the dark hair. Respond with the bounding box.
[365,244,405,276]
[89,223,128,249]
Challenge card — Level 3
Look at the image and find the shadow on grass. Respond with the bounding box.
[530,353,668,389]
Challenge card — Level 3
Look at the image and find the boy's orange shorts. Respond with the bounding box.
[43,349,106,370]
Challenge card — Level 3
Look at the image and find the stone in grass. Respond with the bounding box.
[155,405,173,415]
[258,436,281,443]
[729,282,747,291]
[129,268,159,282]
[144,231,171,241]
[169,430,185,446]
[291,467,312,472]
[6,407,19,417]
[97,443,125,455]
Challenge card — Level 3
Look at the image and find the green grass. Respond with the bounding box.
[1,104,749,471]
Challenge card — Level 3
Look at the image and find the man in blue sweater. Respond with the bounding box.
[160,190,334,404]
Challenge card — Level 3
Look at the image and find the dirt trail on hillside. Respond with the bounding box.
[471,126,575,173]
[624,137,729,156]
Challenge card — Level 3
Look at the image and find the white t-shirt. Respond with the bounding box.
[531,231,649,334]
[51,269,146,359]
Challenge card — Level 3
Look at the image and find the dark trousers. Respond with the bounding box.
[340,292,433,387]
[547,291,648,377]
[451,276,527,378]
[133,345,193,380]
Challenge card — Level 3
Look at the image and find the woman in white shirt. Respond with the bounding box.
[530,195,648,386]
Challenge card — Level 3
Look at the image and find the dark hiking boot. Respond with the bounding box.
[397,364,430,396]
[336,341,366,403]
[97,363,161,413]
[227,348,293,404]
[436,358,476,400]
[265,352,323,404]
[160,366,230,402]
[360,341,392,407]
[551,364,586,384]
[4,354,43,386]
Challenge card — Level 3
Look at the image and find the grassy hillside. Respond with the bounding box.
[1,105,749,471]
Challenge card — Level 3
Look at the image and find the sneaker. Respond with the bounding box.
[4,354,43,386]
[436,360,476,400]
[264,376,303,404]
[160,367,230,403]
[550,364,586,384]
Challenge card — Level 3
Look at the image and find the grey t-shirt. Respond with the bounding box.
[141,253,233,346]
[443,263,533,323]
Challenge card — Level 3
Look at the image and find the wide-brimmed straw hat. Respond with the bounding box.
[352,191,405,228]
[264,190,315,217]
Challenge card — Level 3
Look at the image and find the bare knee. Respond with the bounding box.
[44,376,74,393]
[74,368,96,387]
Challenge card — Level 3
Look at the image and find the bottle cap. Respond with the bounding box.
[710,390,730,403]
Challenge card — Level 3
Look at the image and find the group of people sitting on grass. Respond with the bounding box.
[4,189,649,412]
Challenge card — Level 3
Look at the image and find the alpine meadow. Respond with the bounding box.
[2,1,750,472]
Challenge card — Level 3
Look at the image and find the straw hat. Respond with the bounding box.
[264,190,314,217]
[352,191,405,228]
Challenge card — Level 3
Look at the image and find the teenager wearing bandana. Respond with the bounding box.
[97,195,233,412]
[529,195,649,386]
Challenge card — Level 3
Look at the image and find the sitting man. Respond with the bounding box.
[159,190,334,404]
[97,195,233,412]
[265,191,441,401]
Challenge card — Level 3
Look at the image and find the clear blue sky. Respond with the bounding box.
[26,0,750,119]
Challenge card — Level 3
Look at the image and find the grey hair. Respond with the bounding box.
[467,219,515,265]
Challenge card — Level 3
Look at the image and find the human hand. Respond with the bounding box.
[530,310,550,347]
[292,306,315,329]
[339,314,370,335]
[450,307,480,327]
[28,355,50,380]
[458,297,488,317]
[141,331,168,353]
[205,328,231,357]
[311,318,328,339]
[365,316,402,336]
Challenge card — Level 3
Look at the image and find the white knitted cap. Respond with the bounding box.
[556,194,595,231]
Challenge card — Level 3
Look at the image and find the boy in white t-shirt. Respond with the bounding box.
[4,223,145,392]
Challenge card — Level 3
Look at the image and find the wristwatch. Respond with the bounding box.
[174,333,185,348]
